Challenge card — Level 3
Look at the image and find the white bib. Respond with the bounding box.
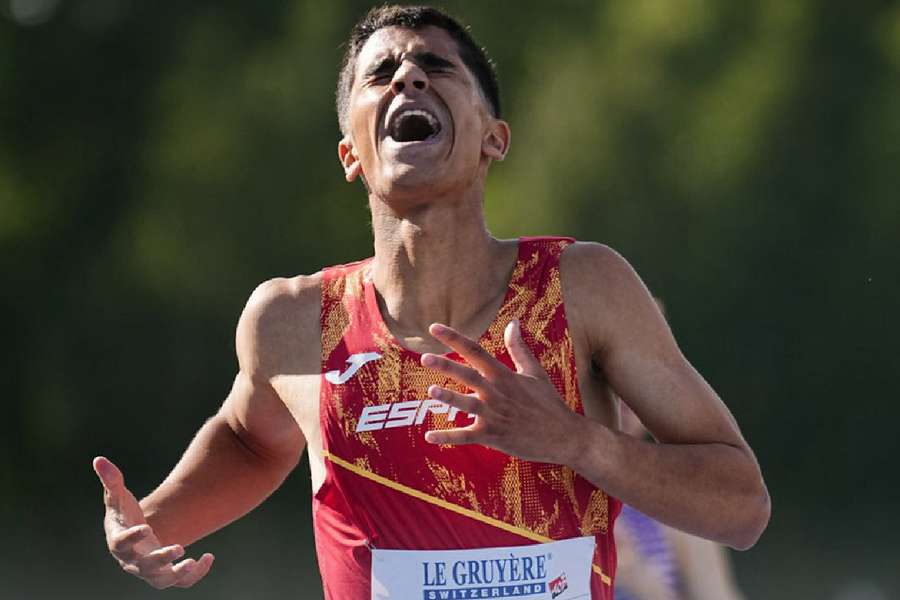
[371,536,595,600]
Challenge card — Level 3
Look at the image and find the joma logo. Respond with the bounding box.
[324,352,382,384]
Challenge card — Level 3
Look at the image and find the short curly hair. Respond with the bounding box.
[336,5,501,134]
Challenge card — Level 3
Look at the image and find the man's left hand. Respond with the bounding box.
[420,320,583,465]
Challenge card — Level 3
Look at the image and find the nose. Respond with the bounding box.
[390,60,428,95]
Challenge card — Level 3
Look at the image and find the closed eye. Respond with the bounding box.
[415,52,455,71]
[365,57,399,83]
[362,52,455,84]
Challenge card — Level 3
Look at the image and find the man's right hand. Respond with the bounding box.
[93,456,215,589]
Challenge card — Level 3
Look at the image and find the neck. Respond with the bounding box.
[369,187,516,350]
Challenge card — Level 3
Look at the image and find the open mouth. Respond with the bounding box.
[388,108,442,143]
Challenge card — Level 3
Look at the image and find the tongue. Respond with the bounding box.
[394,114,436,142]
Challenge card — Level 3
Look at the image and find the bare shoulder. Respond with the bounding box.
[560,241,663,356]
[236,272,323,380]
[560,241,648,302]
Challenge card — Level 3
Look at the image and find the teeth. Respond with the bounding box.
[389,108,440,139]
[398,109,439,129]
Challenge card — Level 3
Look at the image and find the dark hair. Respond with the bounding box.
[336,4,501,134]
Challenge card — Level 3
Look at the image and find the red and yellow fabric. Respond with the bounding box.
[313,237,620,599]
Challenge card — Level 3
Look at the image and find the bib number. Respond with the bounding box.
[371,536,595,600]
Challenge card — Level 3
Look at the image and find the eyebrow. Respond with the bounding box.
[363,51,455,78]
[364,56,399,78]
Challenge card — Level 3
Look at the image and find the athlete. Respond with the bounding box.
[93,6,770,599]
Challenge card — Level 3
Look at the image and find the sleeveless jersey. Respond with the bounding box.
[314,237,621,599]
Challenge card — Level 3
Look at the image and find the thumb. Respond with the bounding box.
[93,456,125,508]
[504,319,542,376]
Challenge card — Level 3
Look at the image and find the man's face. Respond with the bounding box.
[339,26,508,200]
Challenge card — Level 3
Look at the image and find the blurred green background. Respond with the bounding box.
[2,0,898,598]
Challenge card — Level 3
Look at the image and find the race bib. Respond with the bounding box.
[371,536,595,600]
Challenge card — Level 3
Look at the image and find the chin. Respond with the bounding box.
[377,164,444,196]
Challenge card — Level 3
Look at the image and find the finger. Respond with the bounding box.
[108,524,152,557]
[137,545,185,572]
[421,354,494,393]
[503,319,543,377]
[425,425,481,446]
[170,557,197,579]
[428,386,483,415]
[93,456,126,509]
[429,323,505,378]
[174,553,215,588]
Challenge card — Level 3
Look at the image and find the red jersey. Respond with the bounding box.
[314,237,620,599]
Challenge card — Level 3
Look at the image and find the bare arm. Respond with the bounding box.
[139,371,305,547]
[94,277,316,588]
[562,243,769,549]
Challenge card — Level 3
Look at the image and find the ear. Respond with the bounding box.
[481,119,511,161]
[337,136,362,182]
